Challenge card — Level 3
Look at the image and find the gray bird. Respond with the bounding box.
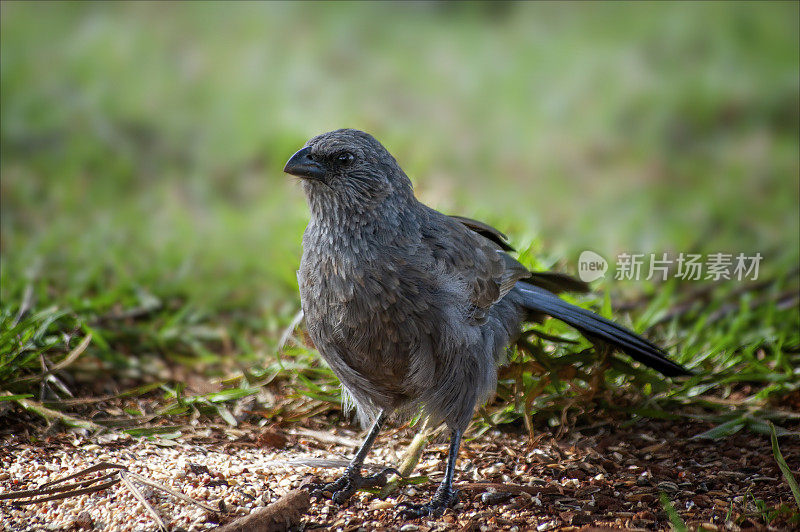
[283,129,690,517]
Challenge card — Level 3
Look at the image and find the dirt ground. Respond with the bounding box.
[1,414,798,531]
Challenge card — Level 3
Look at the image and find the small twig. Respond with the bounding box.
[4,478,121,505]
[216,489,310,532]
[122,469,219,512]
[1,460,218,526]
[293,427,361,448]
[0,473,120,504]
[41,463,126,487]
[0,463,126,505]
[120,471,168,532]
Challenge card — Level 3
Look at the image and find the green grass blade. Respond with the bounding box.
[0,394,34,401]
[691,417,746,440]
[770,422,800,510]
[660,492,687,532]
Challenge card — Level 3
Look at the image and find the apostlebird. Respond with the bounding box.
[283,129,690,517]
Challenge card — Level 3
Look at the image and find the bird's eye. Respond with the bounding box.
[335,152,355,165]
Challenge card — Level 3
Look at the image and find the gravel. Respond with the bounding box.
[1,420,798,530]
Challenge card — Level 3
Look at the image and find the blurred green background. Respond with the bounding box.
[1,2,798,398]
[1,8,799,527]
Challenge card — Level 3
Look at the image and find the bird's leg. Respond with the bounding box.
[399,428,462,518]
[311,410,399,504]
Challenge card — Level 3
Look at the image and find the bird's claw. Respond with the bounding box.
[310,474,355,504]
[310,466,401,504]
[398,487,459,518]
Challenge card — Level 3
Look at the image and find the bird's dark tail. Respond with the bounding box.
[515,282,691,377]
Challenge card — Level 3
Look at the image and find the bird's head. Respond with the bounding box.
[283,129,414,214]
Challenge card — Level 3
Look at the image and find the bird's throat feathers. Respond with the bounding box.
[304,180,418,234]
[303,192,423,264]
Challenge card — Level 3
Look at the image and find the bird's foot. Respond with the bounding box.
[398,486,459,518]
[310,466,400,504]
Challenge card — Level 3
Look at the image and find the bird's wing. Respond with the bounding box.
[450,214,590,294]
[448,215,515,251]
[426,210,529,324]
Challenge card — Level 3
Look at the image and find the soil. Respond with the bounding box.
[1,413,798,531]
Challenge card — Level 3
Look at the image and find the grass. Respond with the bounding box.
[660,492,688,532]
[1,1,798,453]
[771,422,800,510]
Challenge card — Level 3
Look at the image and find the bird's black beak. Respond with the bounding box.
[283,147,326,181]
